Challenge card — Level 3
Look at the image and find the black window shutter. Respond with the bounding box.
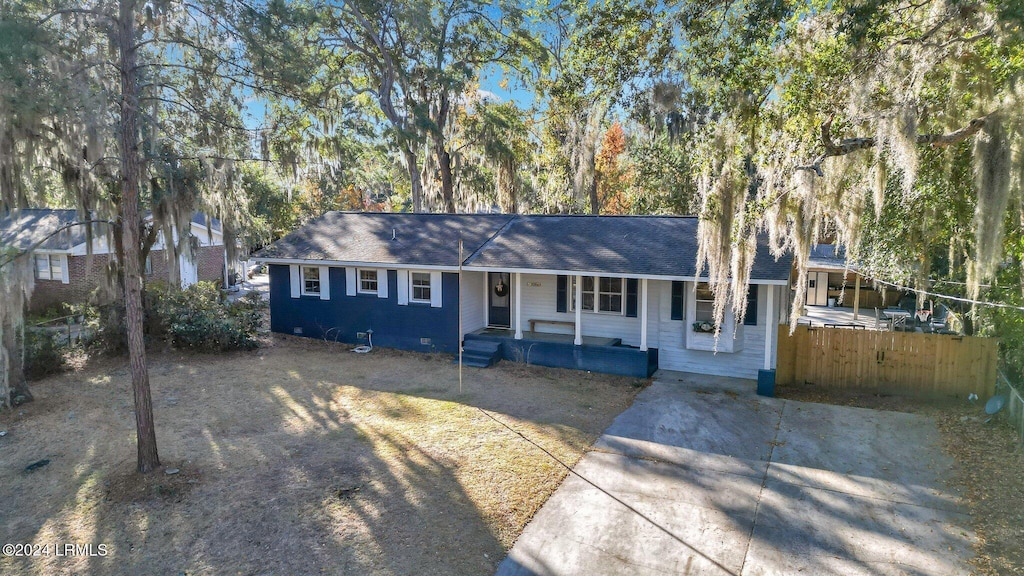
[625,278,638,317]
[744,284,758,326]
[556,275,567,313]
[671,281,684,321]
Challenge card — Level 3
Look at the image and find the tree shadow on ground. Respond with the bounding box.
[532,384,974,576]
[0,332,634,573]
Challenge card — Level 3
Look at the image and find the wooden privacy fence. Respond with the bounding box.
[776,325,998,398]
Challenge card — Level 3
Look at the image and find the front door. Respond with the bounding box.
[488,272,511,328]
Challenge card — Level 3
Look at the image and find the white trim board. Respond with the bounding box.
[463,265,791,285]
[256,258,791,285]
[254,257,461,271]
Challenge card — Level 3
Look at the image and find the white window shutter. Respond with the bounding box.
[397,271,409,305]
[377,269,389,298]
[346,267,357,296]
[430,271,442,308]
[289,265,300,298]
[319,266,330,300]
[60,254,70,284]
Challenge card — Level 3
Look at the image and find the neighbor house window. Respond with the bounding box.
[358,269,378,294]
[410,272,431,303]
[695,282,715,324]
[144,255,153,275]
[570,276,623,314]
[301,266,321,295]
[34,254,63,281]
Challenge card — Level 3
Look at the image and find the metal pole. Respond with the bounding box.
[458,238,463,394]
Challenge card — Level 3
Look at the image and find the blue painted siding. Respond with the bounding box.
[268,265,460,353]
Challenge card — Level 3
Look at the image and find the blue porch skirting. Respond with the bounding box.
[466,333,657,378]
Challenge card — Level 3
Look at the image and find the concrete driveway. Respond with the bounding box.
[497,372,973,576]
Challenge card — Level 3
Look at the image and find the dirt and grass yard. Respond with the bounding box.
[0,335,646,575]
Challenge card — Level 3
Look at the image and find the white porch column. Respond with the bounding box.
[514,272,523,339]
[482,273,489,326]
[639,278,649,351]
[853,274,861,320]
[574,274,583,346]
[764,285,775,370]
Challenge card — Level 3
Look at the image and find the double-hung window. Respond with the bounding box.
[570,276,595,311]
[34,254,63,281]
[598,277,623,313]
[301,266,321,296]
[410,272,431,303]
[358,269,378,294]
[570,276,623,314]
[695,282,715,324]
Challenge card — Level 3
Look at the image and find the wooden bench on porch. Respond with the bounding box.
[528,318,576,333]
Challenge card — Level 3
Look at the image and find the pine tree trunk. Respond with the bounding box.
[117,0,160,474]
[10,320,31,404]
[2,306,32,406]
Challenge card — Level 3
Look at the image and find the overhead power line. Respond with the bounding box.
[864,275,1024,313]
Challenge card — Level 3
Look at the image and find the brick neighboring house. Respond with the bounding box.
[0,209,226,312]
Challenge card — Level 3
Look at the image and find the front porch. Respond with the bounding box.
[465,328,658,378]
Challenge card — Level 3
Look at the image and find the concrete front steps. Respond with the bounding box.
[454,339,502,368]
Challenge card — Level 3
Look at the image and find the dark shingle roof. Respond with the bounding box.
[0,209,221,252]
[191,212,222,232]
[256,212,793,281]
[254,212,515,267]
[807,244,851,271]
[0,209,91,251]
[464,215,792,281]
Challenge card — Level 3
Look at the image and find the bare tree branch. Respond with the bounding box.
[796,113,992,176]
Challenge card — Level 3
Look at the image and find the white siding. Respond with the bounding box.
[517,273,653,346]
[769,285,783,369]
[645,280,660,349]
[657,281,774,380]
[461,271,487,335]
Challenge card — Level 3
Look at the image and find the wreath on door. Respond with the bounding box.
[493,280,509,297]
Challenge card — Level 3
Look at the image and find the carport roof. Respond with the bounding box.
[808,244,858,272]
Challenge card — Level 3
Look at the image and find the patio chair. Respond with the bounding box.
[930,304,950,332]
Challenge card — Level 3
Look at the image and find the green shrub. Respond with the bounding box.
[24,328,66,380]
[149,281,266,352]
[85,282,265,354]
